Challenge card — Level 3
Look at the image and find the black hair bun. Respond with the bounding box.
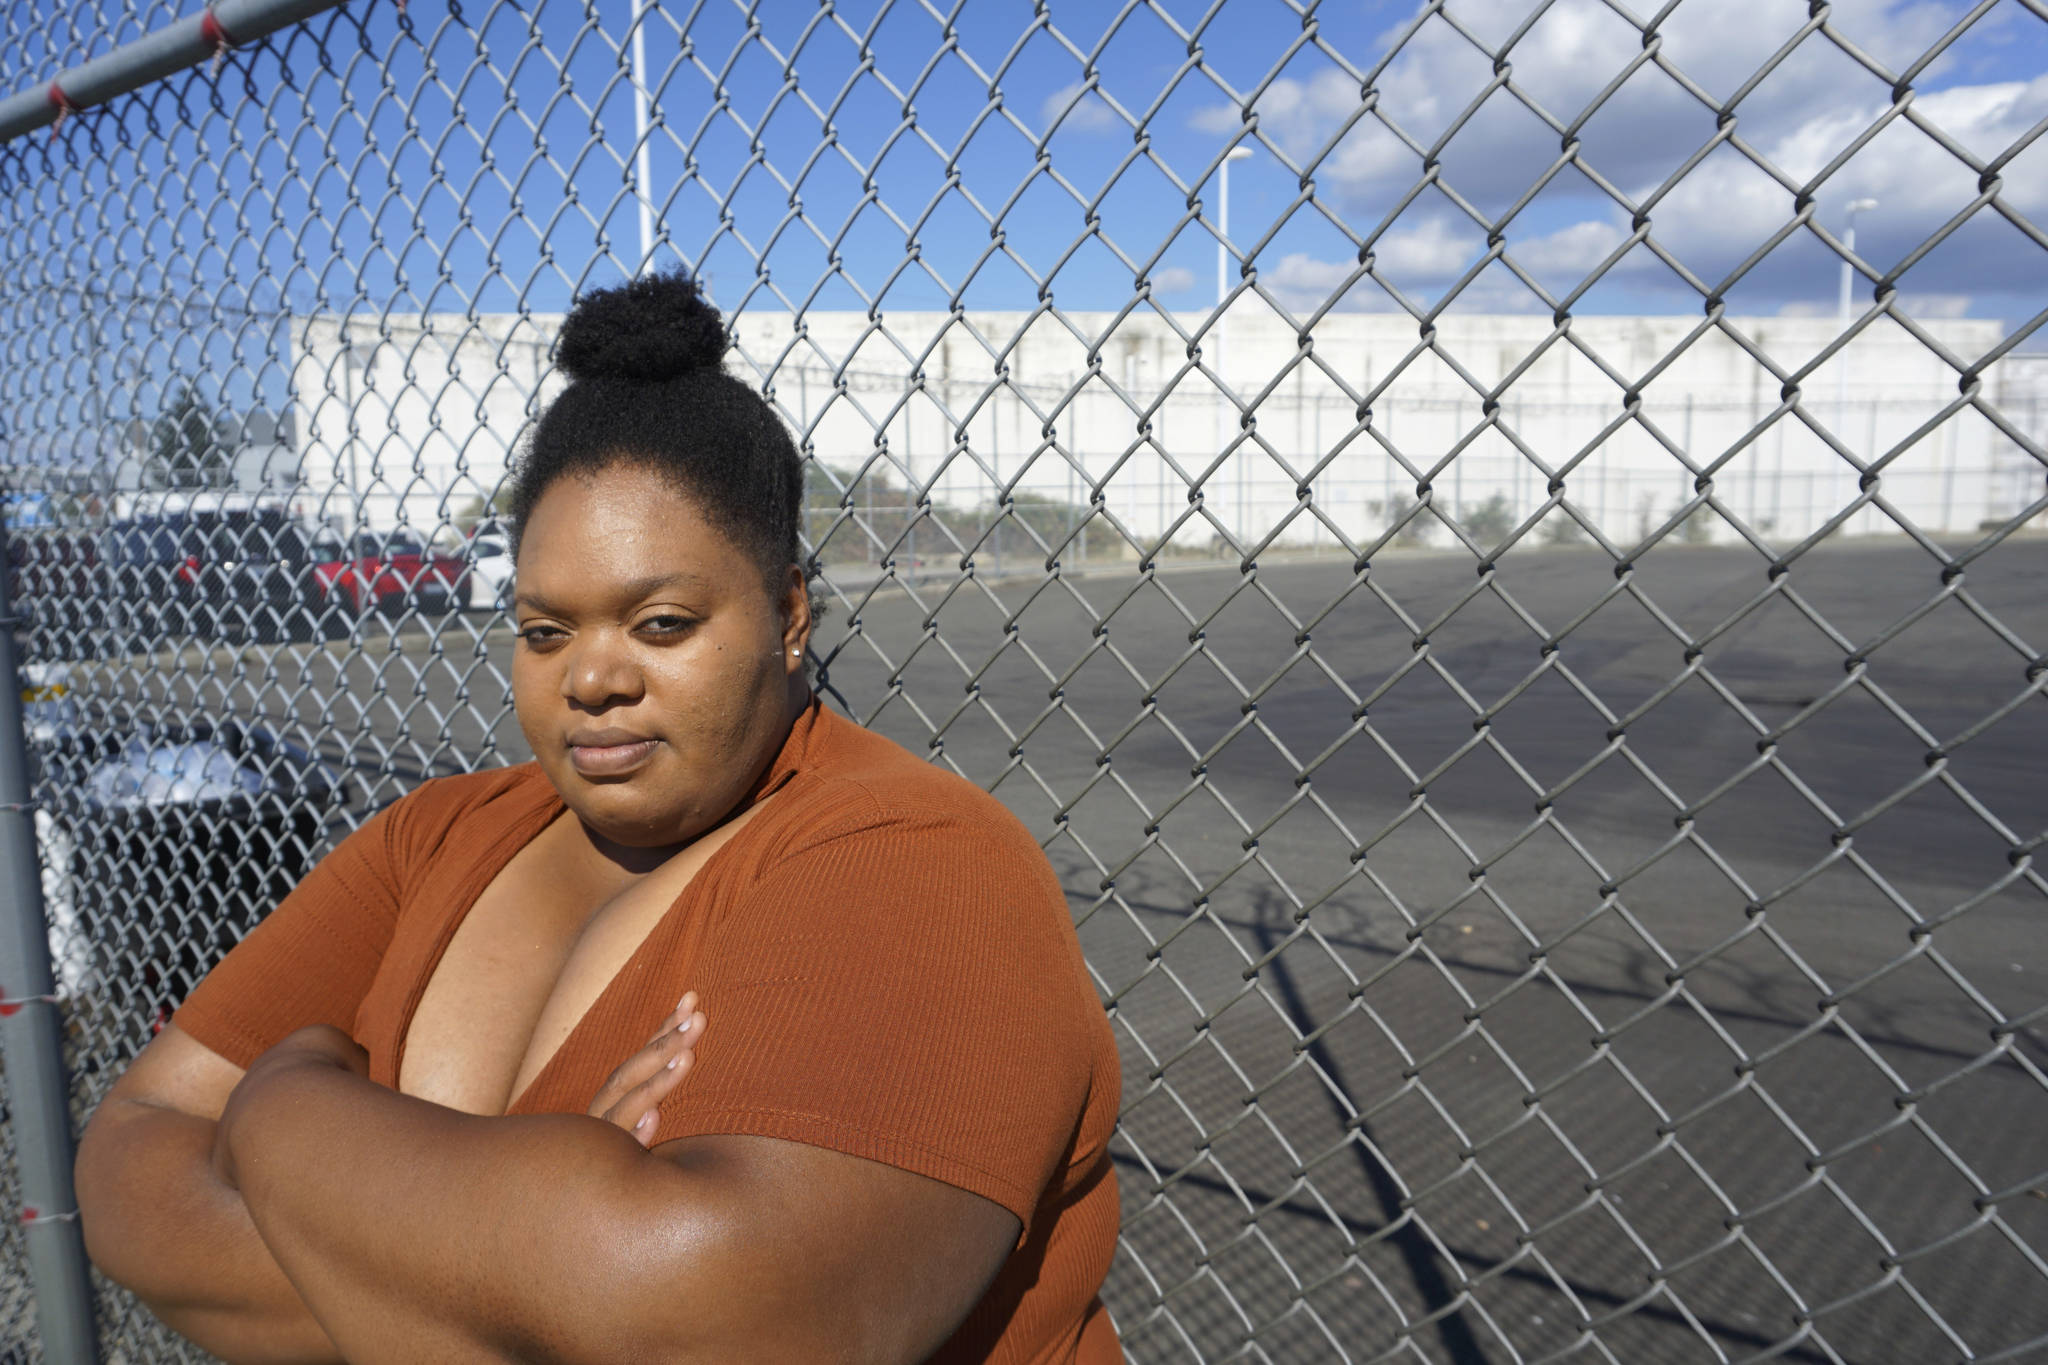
[555,270,728,384]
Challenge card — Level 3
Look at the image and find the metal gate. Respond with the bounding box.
[0,0,2044,1360]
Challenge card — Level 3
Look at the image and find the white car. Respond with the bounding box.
[466,523,516,610]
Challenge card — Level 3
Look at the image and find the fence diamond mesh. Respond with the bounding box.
[0,0,2044,1361]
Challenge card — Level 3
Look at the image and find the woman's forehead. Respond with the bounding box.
[518,469,752,586]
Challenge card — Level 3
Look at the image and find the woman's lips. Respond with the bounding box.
[567,737,660,777]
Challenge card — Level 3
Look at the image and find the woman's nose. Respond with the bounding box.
[561,631,643,708]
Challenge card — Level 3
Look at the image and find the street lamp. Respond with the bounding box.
[1218,146,1253,303]
[629,0,657,274]
[1217,145,1253,545]
[338,333,367,534]
[1838,198,1878,325]
[1835,198,1878,531]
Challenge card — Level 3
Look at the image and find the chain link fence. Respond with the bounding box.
[1,0,2046,1360]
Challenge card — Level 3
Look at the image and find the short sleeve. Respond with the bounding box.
[654,800,1101,1232]
[173,798,412,1069]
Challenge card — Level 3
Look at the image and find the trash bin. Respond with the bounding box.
[18,660,97,999]
[67,723,344,1016]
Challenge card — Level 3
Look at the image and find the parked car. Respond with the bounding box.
[100,513,202,643]
[48,721,344,1009]
[9,529,102,650]
[306,527,471,622]
[100,504,312,645]
[11,527,98,604]
[465,520,516,610]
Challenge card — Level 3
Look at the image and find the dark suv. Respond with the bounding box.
[102,506,318,645]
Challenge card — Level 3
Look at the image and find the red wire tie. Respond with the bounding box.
[19,1206,81,1228]
[45,81,75,134]
[202,8,238,75]
[0,986,59,1017]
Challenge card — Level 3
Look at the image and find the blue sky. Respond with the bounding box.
[430,0,2048,327]
[5,0,2047,432]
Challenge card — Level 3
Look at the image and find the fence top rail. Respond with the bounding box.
[0,0,342,145]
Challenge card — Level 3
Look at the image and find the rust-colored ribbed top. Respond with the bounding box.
[177,697,1123,1364]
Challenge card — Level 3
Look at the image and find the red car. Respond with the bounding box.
[308,529,471,618]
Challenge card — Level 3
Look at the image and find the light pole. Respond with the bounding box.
[629,0,657,274]
[1836,198,1877,527]
[339,332,366,535]
[1217,145,1252,547]
[1837,198,1878,326]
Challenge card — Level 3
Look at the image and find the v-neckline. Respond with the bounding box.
[389,778,765,1116]
[503,794,777,1113]
[385,698,825,1116]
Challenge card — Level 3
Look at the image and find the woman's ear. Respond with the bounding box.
[778,563,813,671]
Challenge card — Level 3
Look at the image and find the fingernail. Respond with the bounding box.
[634,1111,652,1132]
[665,1054,681,1070]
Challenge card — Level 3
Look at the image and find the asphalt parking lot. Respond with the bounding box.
[40,534,2048,1364]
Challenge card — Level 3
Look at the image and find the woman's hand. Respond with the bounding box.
[212,1025,370,1190]
[588,992,706,1147]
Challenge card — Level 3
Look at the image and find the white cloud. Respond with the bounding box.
[1514,219,1627,276]
[1376,224,1479,278]
[1268,251,1362,296]
[1153,265,1198,294]
[1193,69,1361,156]
[1261,214,1624,313]
[1189,0,2048,310]
[1042,82,1119,134]
[1189,102,1241,137]
[1634,72,2048,300]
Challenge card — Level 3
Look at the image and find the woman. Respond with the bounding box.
[74,272,1123,1364]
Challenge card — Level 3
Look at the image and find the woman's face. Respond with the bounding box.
[511,463,810,850]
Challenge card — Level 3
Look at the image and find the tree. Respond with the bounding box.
[991,488,1083,549]
[1458,492,1516,543]
[147,383,232,490]
[453,489,509,535]
[801,461,1093,571]
[806,461,914,565]
[1669,500,1717,545]
[1539,510,1589,546]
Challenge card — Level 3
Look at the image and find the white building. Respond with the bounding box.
[286,308,2043,553]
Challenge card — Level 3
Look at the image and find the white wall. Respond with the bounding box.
[286,307,2042,551]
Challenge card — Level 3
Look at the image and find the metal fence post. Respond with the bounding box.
[0,515,99,1364]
